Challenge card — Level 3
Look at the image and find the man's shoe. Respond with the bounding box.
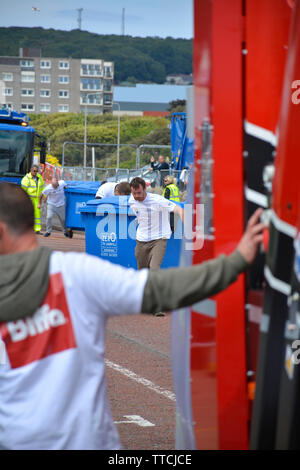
[154,311,166,317]
[43,232,51,237]
[64,229,73,238]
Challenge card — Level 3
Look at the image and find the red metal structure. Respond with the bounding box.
[192,0,246,450]
[172,0,295,450]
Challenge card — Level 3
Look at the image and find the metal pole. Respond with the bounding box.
[114,102,121,171]
[84,103,87,175]
[117,112,120,170]
[92,146,95,181]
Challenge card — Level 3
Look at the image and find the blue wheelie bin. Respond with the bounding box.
[79,196,184,269]
[64,181,102,231]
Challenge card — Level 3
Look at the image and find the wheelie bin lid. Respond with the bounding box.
[64,181,102,194]
[78,196,135,215]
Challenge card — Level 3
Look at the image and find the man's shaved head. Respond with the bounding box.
[0,183,34,235]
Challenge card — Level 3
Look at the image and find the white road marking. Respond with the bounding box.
[105,359,176,402]
[114,415,155,427]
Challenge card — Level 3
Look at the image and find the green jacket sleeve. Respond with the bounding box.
[141,250,249,314]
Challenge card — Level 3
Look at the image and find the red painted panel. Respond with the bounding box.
[211,0,248,450]
[245,0,291,132]
[272,1,300,228]
[192,0,218,450]
[192,0,247,450]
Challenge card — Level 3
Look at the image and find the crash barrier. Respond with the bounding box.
[79,196,184,269]
[64,181,102,230]
[40,163,62,184]
[61,166,190,191]
[62,142,139,169]
[62,141,172,172]
[61,167,129,182]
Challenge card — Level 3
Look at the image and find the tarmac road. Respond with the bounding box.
[38,230,176,450]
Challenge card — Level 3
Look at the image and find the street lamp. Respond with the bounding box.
[113,102,121,171]
[83,92,102,173]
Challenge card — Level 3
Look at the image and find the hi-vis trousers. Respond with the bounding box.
[31,196,42,232]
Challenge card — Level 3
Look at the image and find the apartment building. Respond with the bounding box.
[0,49,114,114]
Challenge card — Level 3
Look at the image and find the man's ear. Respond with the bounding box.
[0,221,8,240]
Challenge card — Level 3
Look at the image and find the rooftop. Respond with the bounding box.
[114,84,190,104]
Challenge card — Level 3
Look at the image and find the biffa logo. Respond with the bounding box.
[7,305,67,342]
[0,273,77,369]
[0,338,6,365]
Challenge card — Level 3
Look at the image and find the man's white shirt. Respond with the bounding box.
[95,182,117,199]
[42,180,66,207]
[129,192,176,242]
[0,252,148,450]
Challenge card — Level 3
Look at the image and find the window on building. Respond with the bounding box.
[103,80,112,92]
[21,72,35,82]
[20,60,34,68]
[40,89,51,97]
[81,93,102,105]
[104,66,112,78]
[40,60,51,69]
[3,88,13,96]
[2,72,13,81]
[58,75,69,84]
[81,63,102,76]
[40,104,51,112]
[21,89,35,96]
[40,75,51,83]
[21,103,35,111]
[3,103,13,110]
[58,104,69,112]
[81,78,102,90]
[59,90,69,98]
[103,94,112,105]
[59,61,69,69]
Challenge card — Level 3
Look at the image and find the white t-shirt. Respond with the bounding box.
[95,182,117,199]
[0,252,148,450]
[128,192,176,242]
[42,181,66,207]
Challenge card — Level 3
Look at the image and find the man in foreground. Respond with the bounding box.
[0,182,264,450]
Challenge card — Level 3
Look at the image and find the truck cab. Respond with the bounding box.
[0,109,46,184]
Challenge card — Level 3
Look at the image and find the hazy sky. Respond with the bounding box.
[0,0,193,39]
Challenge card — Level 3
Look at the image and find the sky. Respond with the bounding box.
[0,0,193,39]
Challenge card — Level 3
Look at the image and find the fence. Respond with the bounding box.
[62,141,172,170]
[40,163,62,184]
[61,166,189,189]
[62,142,138,169]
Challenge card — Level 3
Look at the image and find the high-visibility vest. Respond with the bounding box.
[163,183,180,202]
[21,172,45,198]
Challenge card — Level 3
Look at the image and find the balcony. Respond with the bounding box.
[80,66,103,77]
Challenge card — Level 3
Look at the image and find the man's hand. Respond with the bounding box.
[37,203,42,209]
[237,208,265,264]
[173,204,184,222]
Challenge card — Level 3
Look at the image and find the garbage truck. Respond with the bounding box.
[0,108,46,184]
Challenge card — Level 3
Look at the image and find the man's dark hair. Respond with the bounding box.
[0,182,34,235]
[117,182,131,195]
[130,177,146,190]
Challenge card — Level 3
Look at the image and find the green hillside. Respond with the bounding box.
[0,27,192,83]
